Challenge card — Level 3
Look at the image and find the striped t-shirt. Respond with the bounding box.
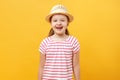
[39,35,80,80]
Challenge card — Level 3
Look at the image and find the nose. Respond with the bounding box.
[57,21,61,25]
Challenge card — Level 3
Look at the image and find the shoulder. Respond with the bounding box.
[69,35,79,42]
[41,36,51,43]
[40,36,51,46]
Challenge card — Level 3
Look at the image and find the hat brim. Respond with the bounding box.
[46,13,73,22]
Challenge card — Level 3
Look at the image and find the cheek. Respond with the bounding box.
[64,21,69,26]
[64,23,68,27]
[51,22,55,27]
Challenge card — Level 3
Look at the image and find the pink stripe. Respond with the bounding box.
[43,75,72,78]
[44,69,72,72]
[46,56,72,58]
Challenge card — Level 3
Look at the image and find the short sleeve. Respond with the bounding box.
[72,38,80,54]
[39,39,47,54]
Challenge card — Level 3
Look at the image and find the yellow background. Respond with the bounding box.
[0,0,120,80]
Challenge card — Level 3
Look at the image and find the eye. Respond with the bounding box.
[61,19,65,22]
[52,19,57,22]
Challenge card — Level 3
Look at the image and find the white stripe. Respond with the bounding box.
[44,68,72,71]
[44,65,72,68]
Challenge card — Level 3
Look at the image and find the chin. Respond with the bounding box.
[55,32,64,35]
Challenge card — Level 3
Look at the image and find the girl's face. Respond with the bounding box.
[51,14,69,36]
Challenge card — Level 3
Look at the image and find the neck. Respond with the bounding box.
[54,34,67,38]
[51,34,69,41]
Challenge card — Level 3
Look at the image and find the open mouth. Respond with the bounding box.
[55,27,63,30]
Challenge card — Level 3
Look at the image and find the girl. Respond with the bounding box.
[38,4,80,80]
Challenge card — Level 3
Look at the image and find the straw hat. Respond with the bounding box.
[46,4,73,22]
